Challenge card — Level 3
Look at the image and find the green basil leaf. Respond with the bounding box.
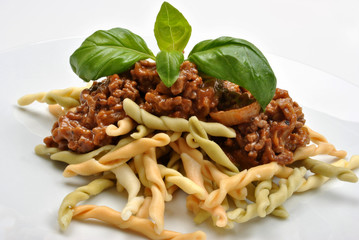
[188,36,276,109]
[70,27,155,82]
[156,50,184,87]
[154,2,192,51]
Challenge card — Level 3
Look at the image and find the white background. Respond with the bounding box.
[1,0,358,87]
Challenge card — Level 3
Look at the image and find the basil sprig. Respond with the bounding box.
[70,28,155,82]
[154,2,191,87]
[188,37,276,109]
[69,1,277,109]
[156,50,184,87]
[154,2,191,52]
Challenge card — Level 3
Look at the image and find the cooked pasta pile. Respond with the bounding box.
[18,85,359,240]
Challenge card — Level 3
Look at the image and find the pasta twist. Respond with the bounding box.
[204,162,293,209]
[158,164,207,200]
[298,158,358,182]
[292,126,347,161]
[171,139,232,227]
[111,163,144,221]
[123,98,236,138]
[58,178,114,231]
[106,117,136,137]
[254,180,272,217]
[188,116,238,173]
[49,145,114,164]
[227,167,306,222]
[17,84,91,109]
[297,155,359,192]
[99,133,170,164]
[143,148,171,234]
[265,167,306,213]
[293,143,347,161]
[35,144,60,156]
[232,188,289,219]
[181,152,228,228]
[72,205,206,240]
[63,133,170,177]
[171,138,247,201]
[159,161,230,228]
[201,160,248,201]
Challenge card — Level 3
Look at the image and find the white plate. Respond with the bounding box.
[0,38,358,240]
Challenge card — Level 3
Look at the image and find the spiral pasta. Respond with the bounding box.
[143,148,171,234]
[188,116,239,173]
[72,205,206,240]
[123,98,236,138]
[36,144,115,164]
[203,162,293,209]
[63,133,171,177]
[297,157,358,182]
[297,155,359,192]
[20,84,359,240]
[17,84,91,109]
[58,178,114,230]
[227,167,306,222]
[106,117,136,137]
[111,163,144,220]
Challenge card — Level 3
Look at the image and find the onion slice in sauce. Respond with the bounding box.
[210,102,261,126]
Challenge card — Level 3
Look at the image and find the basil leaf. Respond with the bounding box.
[156,50,184,87]
[154,2,192,51]
[188,37,276,109]
[70,27,155,82]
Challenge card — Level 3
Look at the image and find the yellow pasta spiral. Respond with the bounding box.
[123,98,236,138]
[299,158,358,182]
[17,84,91,109]
[58,178,114,231]
[227,167,306,222]
[72,205,206,240]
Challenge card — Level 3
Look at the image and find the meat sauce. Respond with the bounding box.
[44,60,310,169]
[218,89,309,169]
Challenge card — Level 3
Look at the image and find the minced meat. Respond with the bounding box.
[44,61,218,153]
[142,61,218,119]
[44,60,310,169]
[219,89,310,169]
[44,74,141,153]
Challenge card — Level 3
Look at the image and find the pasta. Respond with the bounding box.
[72,205,206,240]
[36,144,115,164]
[106,117,136,137]
[123,98,236,138]
[296,157,358,182]
[227,167,306,223]
[188,116,238,173]
[63,133,171,177]
[58,178,114,230]
[111,163,144,221]
[296,156,359,192]
[17,84,91,109]
[20,77,359,239]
